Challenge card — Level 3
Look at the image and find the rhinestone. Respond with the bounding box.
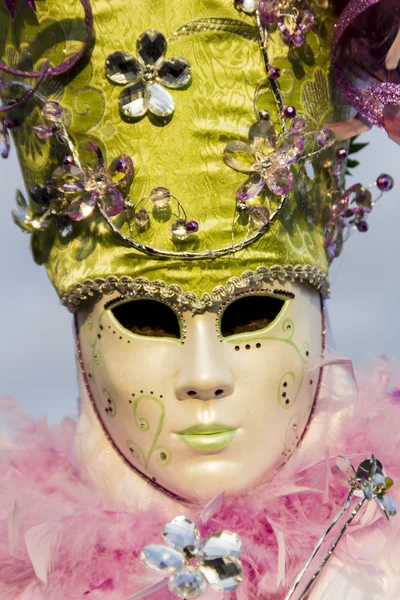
[168,567,207,599]
[249,205,270,228]
[41,101,63,122]
[134,208,150,231]
[67,191,98,221]
[101,188,124,217]
[145,83,175,117]
[105,51,142,84]
[236,172,264,201]
[200,557,243,592]
[376,174,394,192]
[52,165,85,194]
[316,128,336,148]
[260,0,280,24]
[249,119,277,155]
[200,531,242,560]
[137,30,167,66]
[150,186,171,208]
[119,81,147,117]
[223,140,255,173]
[275,134,304,166]
[331,159,345,177]
[57,217,73,238]
[163,517,200,552]
[140,544,183,573]
[355,188,373,211]
[171,219,189,241]
[290,116,307,133]
[33,124,54,139]
[266,167,294,196]
[30,184,51,206]
[158,57,192,89]
[298,9,315,32]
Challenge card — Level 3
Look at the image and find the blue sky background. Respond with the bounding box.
[0,128,399,423]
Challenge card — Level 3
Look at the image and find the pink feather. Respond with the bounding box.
[0,361,399,599]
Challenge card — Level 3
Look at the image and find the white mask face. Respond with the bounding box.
[76,282,324,502]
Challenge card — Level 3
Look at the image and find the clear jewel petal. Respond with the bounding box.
[119,81,148,118]
[266,167,294,196]
[200,530,242,560]
[236,172,265,201]
[377,495,397,519]
[140,544,184,573]
[109,154,134,186]
[52,165,86,194]
[275,134,305,166]
[101,187,124,217]
[145,83,175,117]
[248,119,277,155]
[200,556,243,592]
[41,101,63,122]
[163,517,200,553]
[105,51,142,85]
[168,567,207,599]
[224,141,256,173]
[158,57,192,89]
[137,29,167,66]
[66,190,98,221]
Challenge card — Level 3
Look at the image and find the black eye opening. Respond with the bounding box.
[220,294,286,338]
[109,298,181,339]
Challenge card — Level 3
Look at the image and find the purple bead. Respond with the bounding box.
[376,174,394,192]
[336,147,348,160]
[357,220,369,232]
[4,117,17,129]
[283,106,296,119]
[62,155,74,166]
[331,159,345,177]
[115,158,128,173]
[235,0,244,4]
[268,66,281,80]
[186,220,199,233]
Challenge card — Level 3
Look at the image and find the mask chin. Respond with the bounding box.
[74,281,325,503]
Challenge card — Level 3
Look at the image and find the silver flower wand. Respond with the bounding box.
[285,454,397,600]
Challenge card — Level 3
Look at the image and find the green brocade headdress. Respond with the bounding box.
[1,0,354,311]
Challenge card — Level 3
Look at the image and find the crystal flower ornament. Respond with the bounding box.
[334,455,397,520]
[324,173,394,259]
[51,142,134,221]
[224,114,332,204]
[140,516,243,598]
[105,30,192,119]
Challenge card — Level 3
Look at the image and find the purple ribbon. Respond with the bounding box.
[0,0,94,112]
[332,0,400,130]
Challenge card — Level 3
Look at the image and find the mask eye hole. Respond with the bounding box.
[220,295,286,338]
[110,299,181,339]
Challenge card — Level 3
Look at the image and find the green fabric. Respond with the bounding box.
[2,0,346,300]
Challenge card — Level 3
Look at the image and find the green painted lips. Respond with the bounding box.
[177,423,237,452]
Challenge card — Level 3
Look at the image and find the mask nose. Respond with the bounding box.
[174,313,234,401]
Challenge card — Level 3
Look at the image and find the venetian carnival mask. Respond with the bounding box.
[4,0,393,506]
[76,281,323,500]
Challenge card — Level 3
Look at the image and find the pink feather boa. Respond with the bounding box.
[1,361,400,600]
